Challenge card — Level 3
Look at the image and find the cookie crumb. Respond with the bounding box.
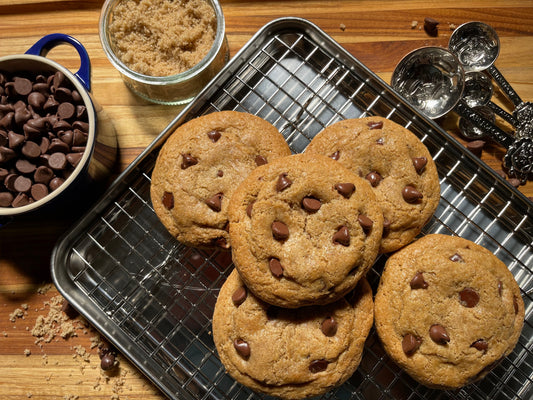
[340,23,346,31]
[411,20,418,29]
[24,348,31,356]
[449,23,457,30]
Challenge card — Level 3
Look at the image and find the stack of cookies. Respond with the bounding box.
[150,111,524,398]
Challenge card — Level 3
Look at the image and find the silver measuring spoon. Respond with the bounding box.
[458,105,495,140]
[449,22,523,107]
[391,46,532,183]
[463,71,517,127]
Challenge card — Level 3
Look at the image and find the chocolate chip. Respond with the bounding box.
[48,138,70,153]
[12,192,30,207]
[246,201,254,218]
[410,272,428,289]
[321,317,337,336]
[402,185,423,203]
[335,183,355,198]
[269,258,284,278]
[231,286,247,306]
[13,77,32,96]
[309,359,328,373]
[254,154,267,166]
[376,137,384,145]
[333,226,350,246]
[57,102,76,120]
[216,169,223,177]
[54,87,72,103]
[402,333,422,356]
[15,159,36,174]
[471,339,488,352]
[72,129,87,146]
[302,196,321,213]
[214,237,229,249]
[43,95,59,112]
[498,281,503,296]
[429,324,450,344]
[52,71,66,89]
[31,183,49,200]
[21,141,41,159]
[330,150,340,160]
[100,353,116,371]
[162,191,174,210]
[4,173,18,191]
[382,218,391,237]
[424,17,439,37]
[34,166,54,184]
[459,287,479,308]
[49,177,64,191]
[513,296,519,314]
[358,214,373,234]
[508,178,521,188]
[367,121,383,130]
[207,130,221,142]
[365,171,382,187]
[233,339,250,359]
[276,173,292,192]
[66,152,83,167]
[8,131,24,148]
[0,192,14,207]
[449,253,463,262]
[180,153,198,169]
[271,221,289,240]
[466,140,485,157]
[48,152,67,170]
[14,175,31,193]
[28,92,46,110]
[206,193,223,212]
[412,157,428,174]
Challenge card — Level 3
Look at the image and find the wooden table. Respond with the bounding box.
[0,1,531,398]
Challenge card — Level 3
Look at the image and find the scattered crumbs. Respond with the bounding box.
[37,283,53,295]
[24,348,31,356]
[31,295,80,345]
[2,331,7,337]
[63,396,79,400]
[339,23,346,31]
[26,393,32,398]
[411,20,418,29]
[9,307,26,322]
[449,23,457,30]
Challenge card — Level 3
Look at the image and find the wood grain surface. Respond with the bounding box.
[0,1,532,399]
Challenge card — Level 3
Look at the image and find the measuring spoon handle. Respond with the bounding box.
[487,65,522,107]
[488,101,518,126]
[455,100,515,148]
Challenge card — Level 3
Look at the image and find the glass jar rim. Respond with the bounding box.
[99,0,226,85]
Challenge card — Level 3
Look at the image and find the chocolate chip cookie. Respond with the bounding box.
[374,234,524,389]
[150,111,291,248]
[212,269,374,399]
[305,116,440,253]
[228,152,383,308]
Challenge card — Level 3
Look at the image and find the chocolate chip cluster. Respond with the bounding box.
[0,70,89,208]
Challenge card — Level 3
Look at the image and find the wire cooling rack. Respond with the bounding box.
[52,17,533,400]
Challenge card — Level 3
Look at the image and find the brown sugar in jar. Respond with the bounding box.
[108,0,217,77]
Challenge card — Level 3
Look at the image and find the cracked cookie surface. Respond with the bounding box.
[228,153,383,308]
[305,116,440,253]
[150,111,291,248]
[212,269,374,399]
[374,234,524,389]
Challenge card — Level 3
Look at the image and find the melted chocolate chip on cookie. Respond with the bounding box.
[333,226,350,246]
[233,338,250,359]
[459,288,479,308]
[271,221,289,241]
[302,196,321,213]
[335,182,355,198]
[429,324,450,344]
[402,333,422,356]
[162,191,174,210]
[410,272,428,289]
[276,173,292,192]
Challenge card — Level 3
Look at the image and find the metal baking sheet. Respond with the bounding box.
[51,17,533,400]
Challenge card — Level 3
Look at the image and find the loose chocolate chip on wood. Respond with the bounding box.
[233,339,250,359]
[402,333,422,356]
[459,287,479,308]
[365,171,382,187]
[276,173,292,192]
[410,272,428,289]
[367,121,383,130]
[309,359,328,373]
[402,185,423,203]
[100,353,116,371]
[471,339,488,352]
[269,258,284,278]
[358,214,373,233]
[429,324,450,344]
[207,130,221,142]
[271,221,289,240]
[412,157,428,174]
[321,317,338,337]
[181,153,198,169]
[333,226,350,246]
[466,140,485,157]
[424,17,439,37]
[254,155,267,166]
[162,191,174,210]
[231,286,247,306]
[302,196,321,213]
[335,183,355,198]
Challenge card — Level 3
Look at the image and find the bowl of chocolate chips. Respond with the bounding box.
[0,34,116,225]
